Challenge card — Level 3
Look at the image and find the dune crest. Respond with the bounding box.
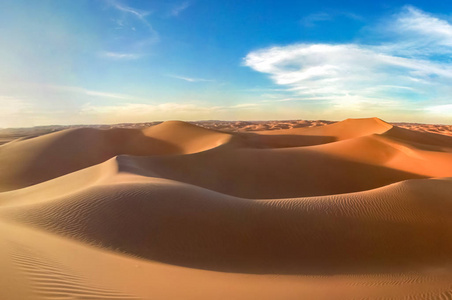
[259,117,393,139]
[1,117,452,299]
[0,122,234,192]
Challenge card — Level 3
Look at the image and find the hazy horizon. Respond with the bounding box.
[1,0,452,127]
[2,117,452,131]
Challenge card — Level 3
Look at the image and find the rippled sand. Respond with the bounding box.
[1,118,452,299]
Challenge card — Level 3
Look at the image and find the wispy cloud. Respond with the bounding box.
[388,6,452,48]
[106,0,149,18]
[83,90,134,100]
[0,96,31,115]
[102,0,158,59]
[105,0,157,36]
[100,51,142,60]
[169,1,191,17]
[245,6,452,112]
[0,84,152,127]
[425,104,452,115]
[42,84,146,100]
[80,101,261,122]
[0,96,34,128]
[81,102,211,115]
[229,103,259,109]
[301,12,332,27]
[168,74,214,82]
[301,11,363,27]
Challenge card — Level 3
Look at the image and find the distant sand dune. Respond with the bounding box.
[1,117,452,299]
[0,122,233,191]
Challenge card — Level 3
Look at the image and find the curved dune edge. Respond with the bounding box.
[0,117,405,192]
[1,117,452,196]
[258,117,393,139]
[0,121,234,192]
[1,174,452,273]
[1,117,452,299]
[1,175,452,299]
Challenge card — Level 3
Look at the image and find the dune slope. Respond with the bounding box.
[0,122,233,192]
[1,117,452,299]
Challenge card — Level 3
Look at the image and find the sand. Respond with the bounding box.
[1,117,452,299]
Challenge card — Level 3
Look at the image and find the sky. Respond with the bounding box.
[1,0,452,127]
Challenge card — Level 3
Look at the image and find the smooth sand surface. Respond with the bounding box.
[1,117,452,299]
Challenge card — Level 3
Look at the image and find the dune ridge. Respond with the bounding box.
[1,117,452,299]
[0,122,233,192]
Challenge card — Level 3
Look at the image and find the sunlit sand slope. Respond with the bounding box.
[0,121,232,191]
[1,118,452,299]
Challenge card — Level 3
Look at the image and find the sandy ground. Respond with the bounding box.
[2,118,452,146]
[1,117,452,299]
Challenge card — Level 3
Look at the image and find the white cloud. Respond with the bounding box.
[74,101,274,124]
[0,96,34,128]
[103,0,159,59]
[301,11,362,27]
[230,103,259,109]
[39,84,144,100]
[425,104,452,114]
[82,102,198,115]
[79,101,261,121]
[101,51,142,60]
[301,12,332,27]
[0,96,31,115]
[168,74,215,82]
[105,0,150,19]
[169,2,191,17]
[83,90,134,100]
[244,6,452,113]
[389,6,452,49]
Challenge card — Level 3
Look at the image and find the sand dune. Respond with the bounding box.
[1,117,452,299]
[258,117,394,140]
[0,122,233,192]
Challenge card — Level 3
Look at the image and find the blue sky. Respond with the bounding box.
[1,0,452,127]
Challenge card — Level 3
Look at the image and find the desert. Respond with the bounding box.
[2,1,452,298]
[0,117,452,299]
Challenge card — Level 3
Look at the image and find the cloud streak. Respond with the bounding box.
[106,0,149,19]
[40,84,147,101]
[103,0,159,59]
[245,6,452,113]
[0,96,35,128]
[425,104,452,115]
[301,11,362,27]
[169,2,191,17]
[79,101,261,123]
[100,51,142,60]
[168,74,215,82]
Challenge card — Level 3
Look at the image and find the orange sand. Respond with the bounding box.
[1,118,452,299]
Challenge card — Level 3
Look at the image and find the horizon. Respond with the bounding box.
[1,0,452,127]
[2,116,451,131]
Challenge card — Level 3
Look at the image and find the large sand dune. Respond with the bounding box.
[1,118,452,299]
